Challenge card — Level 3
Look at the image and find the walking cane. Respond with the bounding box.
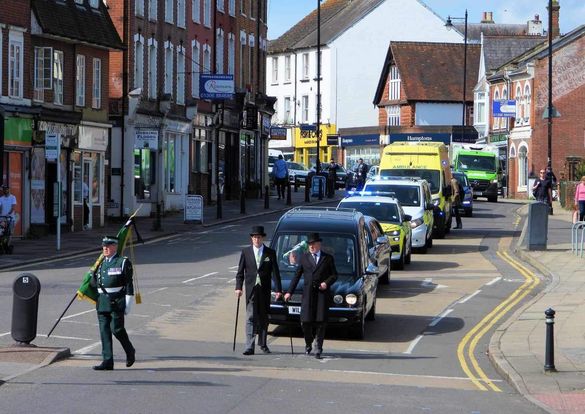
[232,295,241,352]
[289,325,294,355]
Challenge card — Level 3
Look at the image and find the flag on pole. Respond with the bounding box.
[76,213,141,304]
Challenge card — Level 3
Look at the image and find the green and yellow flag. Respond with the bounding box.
[76,215,140,304]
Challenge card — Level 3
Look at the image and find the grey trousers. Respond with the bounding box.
[245,300,268,350]
[302,322,327,353]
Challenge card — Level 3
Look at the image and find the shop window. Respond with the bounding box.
[518,146,528,190]
[164,133,177,192]
[134,148,154,200]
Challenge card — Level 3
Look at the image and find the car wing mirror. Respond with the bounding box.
[403,214,412,222]
[376,235,389,245]
[365,262,379,275]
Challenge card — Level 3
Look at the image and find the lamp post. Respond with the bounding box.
[546,0,555,172]
[445,9,468,127]
[315,0,322,174]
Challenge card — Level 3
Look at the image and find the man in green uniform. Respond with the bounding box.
[92,236,136,370]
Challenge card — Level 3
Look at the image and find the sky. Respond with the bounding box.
[267,0,585,40]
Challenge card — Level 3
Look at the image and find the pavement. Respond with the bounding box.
[2,190,585,413]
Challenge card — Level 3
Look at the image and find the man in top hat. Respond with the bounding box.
[284,233,338,359]
[91,235,136,370]
[236,226,283,355]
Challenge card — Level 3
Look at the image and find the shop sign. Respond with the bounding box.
[184,194,203,223]
[270,127,287,140]
[4,118,33,146]
[199,74,235,99]
[45,133,61,161]
[340,134,379,147]
[262,115,271,134]
[135,129,159,150]
[493,100,516,118]
[390,133,451,145]
[327,134,340,146]
[79,125,108,151]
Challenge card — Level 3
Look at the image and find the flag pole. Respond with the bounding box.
[46,293,78,338]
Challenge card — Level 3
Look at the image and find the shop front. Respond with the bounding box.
[489,133,509,196]
[219,107,243,200]
[293,124,337,168]
[190,112,213,202]
[339,133,380,170]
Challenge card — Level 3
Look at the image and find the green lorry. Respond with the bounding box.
[453,149,500,203]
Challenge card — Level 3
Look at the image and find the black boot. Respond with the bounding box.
[93,360,114,371]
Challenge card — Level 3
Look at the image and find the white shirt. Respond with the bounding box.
[312,250,321,264]
[0,194,17,217]
[252,245,264,266]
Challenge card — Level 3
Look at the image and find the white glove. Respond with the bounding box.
[125,295,133,315]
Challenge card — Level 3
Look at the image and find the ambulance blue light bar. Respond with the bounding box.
[345,190,396,198]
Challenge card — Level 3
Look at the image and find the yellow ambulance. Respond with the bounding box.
[379,142,453,238]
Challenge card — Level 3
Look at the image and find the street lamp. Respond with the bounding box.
[545,0,559,175]
[445,10,468,126]
[315,0,322,175]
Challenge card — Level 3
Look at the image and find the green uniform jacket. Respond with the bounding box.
[92,254,134,312]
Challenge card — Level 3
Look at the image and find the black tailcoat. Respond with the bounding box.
[236,245,282,311]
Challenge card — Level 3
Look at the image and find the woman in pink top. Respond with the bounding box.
[575,176,585,221]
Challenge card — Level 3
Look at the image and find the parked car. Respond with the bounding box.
[366,165,380,180]
[452,171,474,217]
[311,164,352,189]
[339,194,412,270]
[287,161,310,187]
[269,206,385,339]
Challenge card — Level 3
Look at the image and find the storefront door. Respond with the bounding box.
[83,159,93,229]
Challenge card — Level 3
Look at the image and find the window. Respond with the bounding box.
[284,55,291,82]
[203,0,211,27]
[239,31,246,88]
[33,47,53,102]
[524,84,531,124]
[192,0,200,22]
[148,39,158,99]
[203,43,211,74]
[149,0,158,20]
[240,0,246,15]
[53,50,64,104]
[284,97,291,123]
[177,0,185,27]
[301,95,309,123]
[501,87,508,129]
[134,146,154,200]
[76,55,86,106]
[92,58,102,108]
[8,35,24,98]
[518,146,528,190]
[515,85,523,124]
[165,0,174,23]
[475,92,485,124]
[389,64,400,100]
[248,34,254,85]
[228,33,235,75]
[136,0,144,16]
[217,0,224,12]
[164,132,178,192]
[134,35,144,89]
[89,0,99,8]
[191,40,200,97]
[493,89,500,130]
[216,28,224,74]
[176,47,185,104]
[302,53,309,80]
[271,57,278,84]
[249,0,255,19]
[164,42,174,95]
[387,105,400,126]
[229,0,235,16]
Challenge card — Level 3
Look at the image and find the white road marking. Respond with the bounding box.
[38,334,92,341]
[182,272,218,283]
[0,332,11,337]
[74,341,101,355]
[429,309,454,327]
[485,277,502,286]
[220,224,240,230]
[403,335,424,354]
[421,278,433,286]
[62,309,94,320]
[227,278,236,284]
[229,270,237,273]
[459,290,482,304]
[228,265,238,269]
[148,287,169,294]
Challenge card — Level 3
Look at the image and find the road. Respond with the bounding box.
[0,200,548,413]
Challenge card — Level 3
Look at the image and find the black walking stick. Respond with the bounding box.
[232,295,241,352]
[289,325,294,355]
[47,293,78,338]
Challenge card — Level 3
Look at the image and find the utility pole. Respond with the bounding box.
[316,0,321,174]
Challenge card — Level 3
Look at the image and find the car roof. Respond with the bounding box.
[275,206,364,234]
[365,177,427,187]
[339,195,400,205]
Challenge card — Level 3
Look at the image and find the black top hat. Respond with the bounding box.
[250,226,266,237]
[102,236,119,246]
[307,233,322,244]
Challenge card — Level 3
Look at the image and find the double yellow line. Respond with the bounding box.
[457,250,540,391]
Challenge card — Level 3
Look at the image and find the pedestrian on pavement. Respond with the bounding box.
[451,178,463,229]
[273,155,288,200]
[326,159,339,198]
[236,226,283,355]
[0,185,17,233]
[92,236,136,370]
[284,233,338,359]
[355,158,369,191]
[533,169,552,211]
[574,176,585,221]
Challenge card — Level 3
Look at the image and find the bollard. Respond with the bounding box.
[264,185,270,209]
[12,273,41,345]
[318,177,323,200]
[286,182,292,206]
[240,187,246,214]
[305,176,311,203]
[544,308,556,372]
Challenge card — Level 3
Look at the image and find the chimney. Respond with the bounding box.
[547,0,561,39]
[528,14,544,35]
[481,11,494,24]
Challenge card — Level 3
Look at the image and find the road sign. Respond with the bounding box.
[493,100,516,118]
[45,133,60,161]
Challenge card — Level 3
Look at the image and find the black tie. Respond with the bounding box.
[313,253,318,264]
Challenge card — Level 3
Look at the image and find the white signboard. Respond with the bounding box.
[45,133,61,161]
[184,194,203,223]
[135,130,159,150]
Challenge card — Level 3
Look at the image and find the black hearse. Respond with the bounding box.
[269,206,387,339]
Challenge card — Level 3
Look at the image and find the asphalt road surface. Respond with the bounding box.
[0,200,548,413]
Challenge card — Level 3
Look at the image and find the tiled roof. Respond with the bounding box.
[374,41,481,104]
[454,23,535,42]
[268,0,384,53]
[32,0,123,50]
[482,36,546,72]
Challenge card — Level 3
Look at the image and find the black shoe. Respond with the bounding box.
[315,353,322,359]
[242,349,254,356]
[305,346,312,355]
[126,350,135,367]
[93,361,113,371]
[454,225,462,229]
[260,346,271,354]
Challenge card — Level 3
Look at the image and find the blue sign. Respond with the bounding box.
[311,175,326,197]
[390,133,451,145]
[200,74,235,99]
[270,127,287,140]
[493,100,516,118]
[340,134,379,147]
[300,124,317,132]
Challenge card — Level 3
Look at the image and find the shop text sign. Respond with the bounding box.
[135,130,159,150]
[184,195,203,223]
[200,74,235,99]
[45,133,61,161]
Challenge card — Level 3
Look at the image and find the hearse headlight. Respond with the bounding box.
[346,294,357,305]
[333,295,343,305]
[410,218,424,228]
